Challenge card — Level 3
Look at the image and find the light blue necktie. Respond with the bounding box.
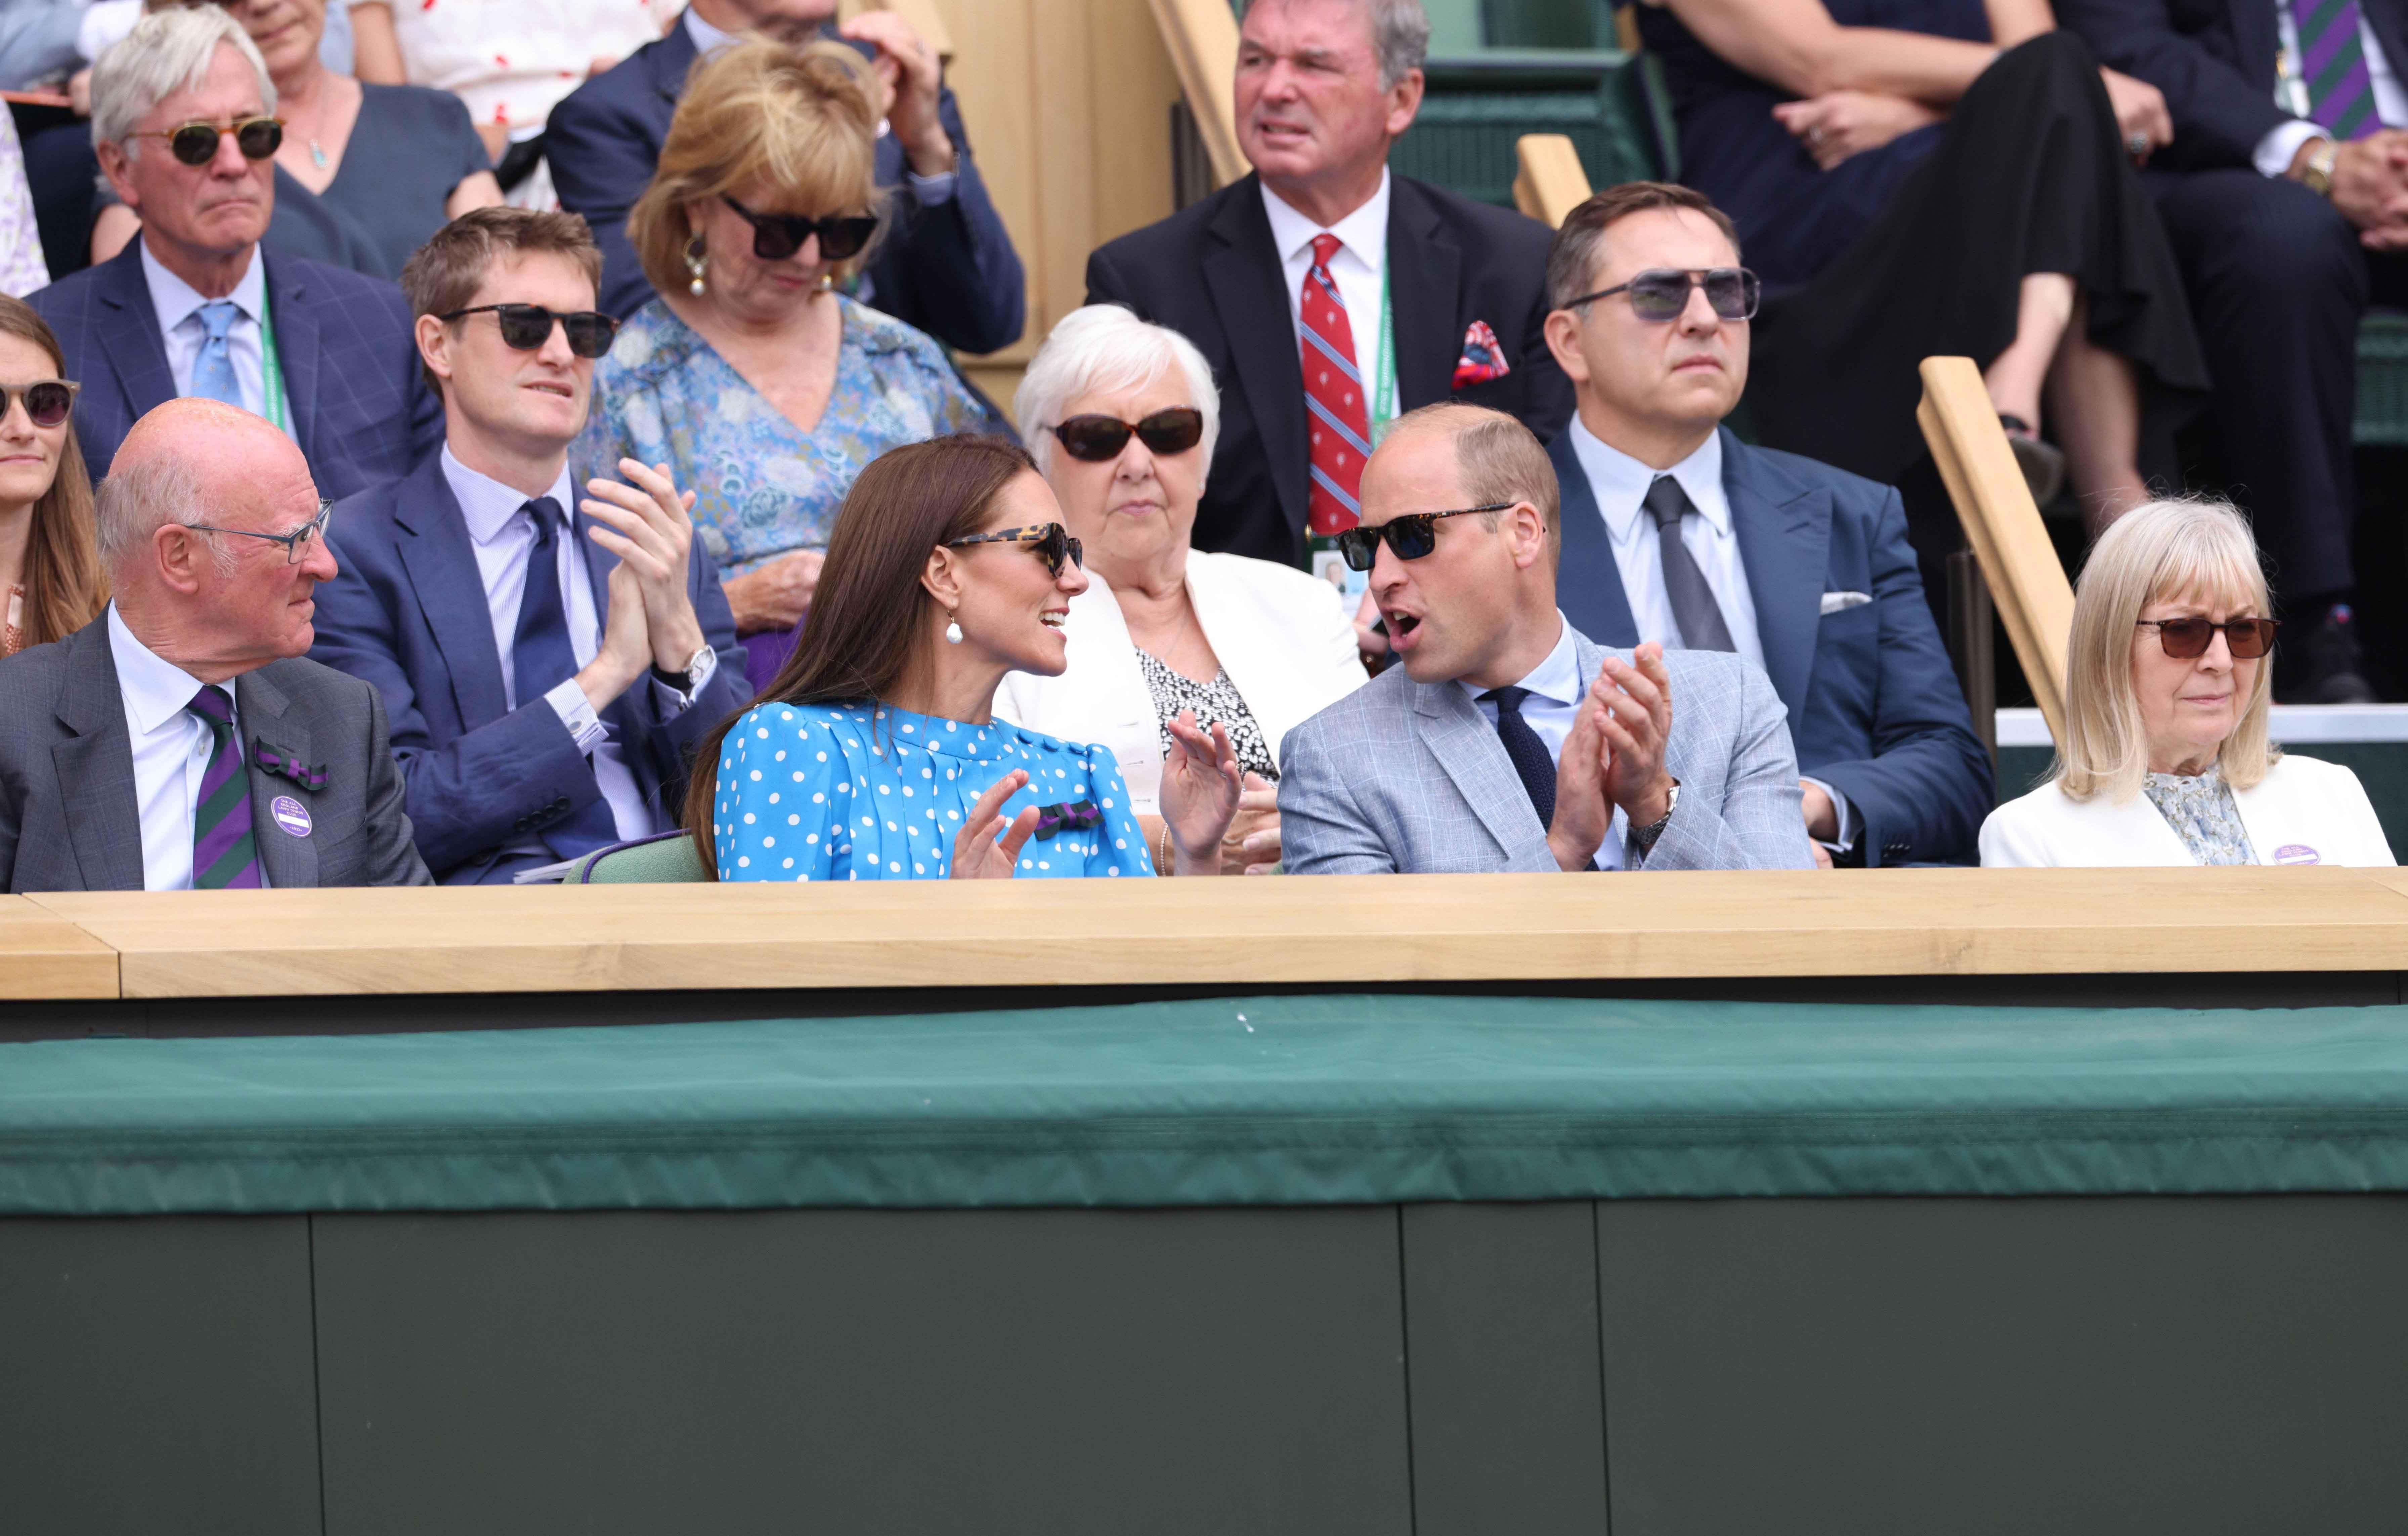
[189,300,243,407]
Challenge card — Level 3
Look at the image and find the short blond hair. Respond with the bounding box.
[628,39,886,300]
[2058,498,2278,802]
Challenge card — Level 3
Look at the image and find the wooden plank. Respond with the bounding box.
[1514,133,1594,227]
[24,867,2408,1000]
[0,893,119,999]
[1148,0,1247,188]
[1918,355,2075,744]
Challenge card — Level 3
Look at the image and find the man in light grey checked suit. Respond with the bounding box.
[1278,403,1815,875]
[0,400,429,892]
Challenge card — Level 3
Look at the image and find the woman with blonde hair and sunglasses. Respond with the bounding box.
[0,296,105,657]
[1981,499,2392,868]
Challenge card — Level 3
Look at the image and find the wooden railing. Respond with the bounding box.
[1513,133,1593,226]
[1148,0,1248,188]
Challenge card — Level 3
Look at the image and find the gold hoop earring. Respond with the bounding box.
[684,233,708,297]
[816,272,835,292]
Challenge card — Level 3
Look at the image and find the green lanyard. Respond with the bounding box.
[1369,262,1398,440]
[256,302,289,433]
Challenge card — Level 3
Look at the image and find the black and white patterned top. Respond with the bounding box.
[1135,651,1279,782]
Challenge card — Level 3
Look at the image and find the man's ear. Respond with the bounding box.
[1382,69,1425,138]
[1541,308,1592,384]
[414,313,455,390]
[153,522,207,596]
[94,141,139,212]
[1507,500,1548,571]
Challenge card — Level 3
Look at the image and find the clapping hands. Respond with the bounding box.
[1546,643,1679,871]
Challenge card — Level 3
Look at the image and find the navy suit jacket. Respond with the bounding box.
[546,13,1025,353]
[308,452,748,883]
[29,239,442,495]
[2058,0,2408,170]
[1086,171,1573,566]
[1551,427,1992,866]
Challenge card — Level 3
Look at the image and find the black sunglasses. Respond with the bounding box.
[945,522,1084,578]
[133,116,283,167]
[2138,616,2280,660]
[184,499,334,566]
[1049,408,1204,463]
[720,196,879,262]
[1334,502,1515,572]
[438,303,619,360]
[1563,267,1761,323]
[0,379,77,428]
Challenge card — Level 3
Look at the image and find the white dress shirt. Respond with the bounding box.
[442,448,713,843]
[106,602,272,891]
[1262,169,1392,415]
[140,241,271,420]
[2254,0,2408,175]
[1458,611,1627,870]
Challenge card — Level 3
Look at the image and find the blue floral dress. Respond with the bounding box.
[711,701,1157,881]
[574,295,991,576]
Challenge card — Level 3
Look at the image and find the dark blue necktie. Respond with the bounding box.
[1478,685,1556,831]
[512,496,618,858]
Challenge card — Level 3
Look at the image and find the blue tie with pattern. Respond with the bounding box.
[189,300,243,407]
[513,496,620,859]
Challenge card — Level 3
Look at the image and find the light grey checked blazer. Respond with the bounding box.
[1278,626,1816,874]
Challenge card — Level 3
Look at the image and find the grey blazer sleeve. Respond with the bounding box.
[1638,661,1818,872]
[360,685,434,887]
[1276,715,1399,876]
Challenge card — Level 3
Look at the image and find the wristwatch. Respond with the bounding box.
[651,644,712,695]
[2301,137,2339,199]
[1629,778,1681,860]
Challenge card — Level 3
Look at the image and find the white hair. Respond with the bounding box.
[1014,305,1221,478]
[1249,0,1431,89]
[95,452,219,573]
[90,8,276,155]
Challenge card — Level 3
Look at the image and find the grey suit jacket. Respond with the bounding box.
[1278,627,1816,874]
[0,618,432,892]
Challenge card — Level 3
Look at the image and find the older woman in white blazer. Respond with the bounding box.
[994,305,1368,874]
[1982,499,2393,868]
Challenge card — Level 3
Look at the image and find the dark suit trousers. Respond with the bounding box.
[2147,167,2408,603]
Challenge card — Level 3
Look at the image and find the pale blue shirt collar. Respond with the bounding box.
[1569,416,1726,545]
[1260,168,1390,276]
[1458,610,1579,710]
[442,446,575,548]
[106,600,217,738]
[138,240,265,339]
[683,7,738,55]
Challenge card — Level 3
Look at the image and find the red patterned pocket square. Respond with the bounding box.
[1451,320,1510,390]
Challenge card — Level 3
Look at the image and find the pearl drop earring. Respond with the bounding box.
[684,233,708,297]
[944,617,964,645]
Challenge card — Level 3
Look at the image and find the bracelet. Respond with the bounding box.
[1156,824,1175,875]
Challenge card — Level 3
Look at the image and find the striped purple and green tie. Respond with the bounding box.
[185,684,262,890]
[2302,0,2382,142]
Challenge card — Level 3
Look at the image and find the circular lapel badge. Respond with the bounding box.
[270,795,312,838]
[2273,843,2320,866]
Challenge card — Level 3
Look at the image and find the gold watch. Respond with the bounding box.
[2302,137,2340,199]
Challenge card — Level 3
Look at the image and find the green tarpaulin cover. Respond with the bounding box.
[6,994,2408,1214]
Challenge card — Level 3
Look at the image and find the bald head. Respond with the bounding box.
[1370,403,1560,563]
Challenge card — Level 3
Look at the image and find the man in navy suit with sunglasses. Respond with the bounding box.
[307,208,746,883]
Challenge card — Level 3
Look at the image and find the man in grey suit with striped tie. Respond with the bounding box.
[0,400,428,892]
[1278,403,1814,875]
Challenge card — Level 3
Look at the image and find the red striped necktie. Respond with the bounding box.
[1301,232,1373,536]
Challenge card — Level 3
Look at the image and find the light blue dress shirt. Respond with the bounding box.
[1459,613,1626,871]
[139,242,272,421]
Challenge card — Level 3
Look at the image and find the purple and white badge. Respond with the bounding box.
[270,795,312,838]
[2273,843,2320,866]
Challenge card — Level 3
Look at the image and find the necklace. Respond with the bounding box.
[1132,589,1206,677]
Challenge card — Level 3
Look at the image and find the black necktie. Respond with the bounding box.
[1642,475,1735,652]
[511,496,617,858]
[1478,685,1556,831]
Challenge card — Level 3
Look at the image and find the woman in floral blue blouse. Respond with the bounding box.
[576,39,991,683]
[688,436,1245,882]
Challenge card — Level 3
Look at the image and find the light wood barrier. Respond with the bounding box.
[1918,355,2075,743]
[1149,0,1248,188]
[1514,133,1594,227]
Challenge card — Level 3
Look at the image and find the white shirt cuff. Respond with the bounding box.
[2255,119,2328,178]
[1802,776,1855,848]
[544,677,608,755]
[905,167,959,206]
[646,645,718,715]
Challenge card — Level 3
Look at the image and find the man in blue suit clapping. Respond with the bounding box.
[1540,183,1991,867]
[307,207,746,883]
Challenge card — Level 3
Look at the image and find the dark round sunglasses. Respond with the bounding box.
[2138,616,2280,660]
[1563,267,1761,324]
[1049,408,1204,463]
[721,196,879,262]
[133,116,284,168]
[944,522,1084,578]
[438,303,620,360]
[0,379,78,429]
[1334,502,1514,572]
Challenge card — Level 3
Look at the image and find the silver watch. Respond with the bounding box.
[1630,779,1681,858]
[652,644,711,695]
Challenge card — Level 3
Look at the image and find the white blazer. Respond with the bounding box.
[994,549,1367,813]
[1980,752,2395,867]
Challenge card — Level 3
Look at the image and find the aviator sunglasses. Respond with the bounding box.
[132,116,284,167]
[1563,266,1761,323]
[944,522,1084,578]
[2137,616,2280,660]
[1334,502,1514,572]
[721,196,879,262]
[1048,407,1204,463]
[0,380,78,428]
[438,303,620,360]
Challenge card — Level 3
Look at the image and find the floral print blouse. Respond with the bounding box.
[573,295,991,576]
[2142,762,2258,866]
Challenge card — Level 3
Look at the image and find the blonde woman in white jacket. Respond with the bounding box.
[995,306,1369,873]
[1981,499,2393,868]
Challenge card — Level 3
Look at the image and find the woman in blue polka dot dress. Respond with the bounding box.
[685,436,1244,880]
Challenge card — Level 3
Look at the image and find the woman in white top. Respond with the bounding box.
[994,305,1369,874]
[1981,498,2393,868]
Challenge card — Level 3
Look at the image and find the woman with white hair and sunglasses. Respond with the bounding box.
[1981,499,2392,868]
[994,305,1369,875]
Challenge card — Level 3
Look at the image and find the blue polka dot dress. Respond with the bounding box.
[712,701,1158,881]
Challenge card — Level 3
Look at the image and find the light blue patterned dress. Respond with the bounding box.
[711,701,1157,881]
[574,296,991,576]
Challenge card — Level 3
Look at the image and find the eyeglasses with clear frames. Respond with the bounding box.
[184,499,334,564]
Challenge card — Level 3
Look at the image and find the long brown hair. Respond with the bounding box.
[682,434,1037,875]
[0,296,104,650]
